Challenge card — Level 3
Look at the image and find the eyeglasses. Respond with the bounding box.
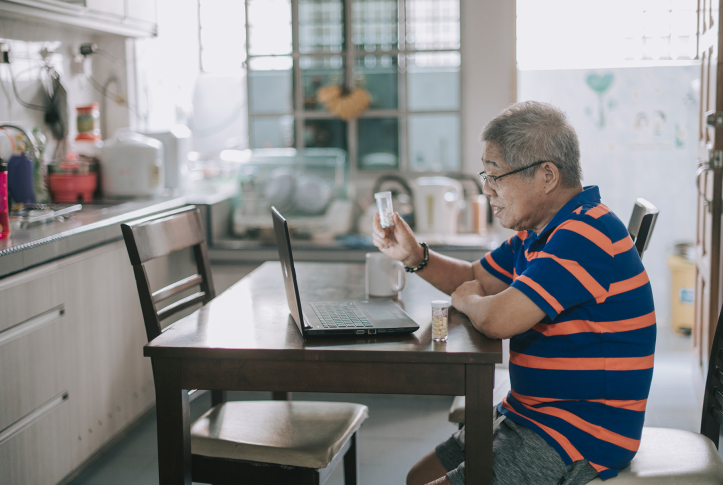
[478,160,549,190]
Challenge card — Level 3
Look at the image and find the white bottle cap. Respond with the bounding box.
[432,300,450,309]
[375,191,392,199]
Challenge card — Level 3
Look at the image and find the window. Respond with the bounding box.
[517,0,699,70]
[207,0,461,172]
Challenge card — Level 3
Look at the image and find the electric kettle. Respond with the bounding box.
[411,177,463,235]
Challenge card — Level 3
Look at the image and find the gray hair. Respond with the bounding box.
[481,101,582,188]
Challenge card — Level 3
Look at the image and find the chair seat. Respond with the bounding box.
[448,368,511,424]
[190,400,368,469]
[588,427,723,484]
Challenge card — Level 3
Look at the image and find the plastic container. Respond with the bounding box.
[48,173,97,203]
[142,126,191,189]
[0,158,9,239]
[375,191,394,228]
[76,103,101,141]
[100,132,163,197]
[432,300,450,342]
[668,255,694,334]
[7,152,36,204]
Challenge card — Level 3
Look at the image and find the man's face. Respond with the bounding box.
[481,143,543,232]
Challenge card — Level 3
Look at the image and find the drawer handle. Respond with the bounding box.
[0,391,69,446]
[0,305,64,348]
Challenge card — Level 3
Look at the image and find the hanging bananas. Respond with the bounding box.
[316,84,371,121]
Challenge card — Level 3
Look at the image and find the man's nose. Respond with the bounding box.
[482,179,496,197]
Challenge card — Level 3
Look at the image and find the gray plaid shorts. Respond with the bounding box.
[435,408,599,485]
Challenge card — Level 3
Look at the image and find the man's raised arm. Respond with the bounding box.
[373,212,509,296]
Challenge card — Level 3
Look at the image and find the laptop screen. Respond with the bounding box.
[271,207,306,334]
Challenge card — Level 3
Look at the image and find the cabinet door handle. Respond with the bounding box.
[697,163,712,210]
[0,391,69,446]
[0,305,64,348]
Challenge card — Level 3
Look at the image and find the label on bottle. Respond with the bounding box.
[0,171,8,210]
[0,170,9,237]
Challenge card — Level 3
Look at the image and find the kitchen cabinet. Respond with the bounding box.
[126,0,155,24]
[0,267,71,485]
[61,241,155,467]
[0,0,157,37]
[85,0,123,17]
[0,240,166,484]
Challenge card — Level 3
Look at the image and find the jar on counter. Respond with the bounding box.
[76,103,101,141]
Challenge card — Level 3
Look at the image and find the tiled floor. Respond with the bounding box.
[68,326,700,485]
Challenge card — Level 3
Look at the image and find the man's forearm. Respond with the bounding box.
[411,249,477,296]
[454,294,496,337]
[452,286,547,340]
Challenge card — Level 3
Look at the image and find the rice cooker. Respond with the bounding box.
[411,176,463,235]
[100,132,164,197]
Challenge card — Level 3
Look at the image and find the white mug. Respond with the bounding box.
[366,253,406,298]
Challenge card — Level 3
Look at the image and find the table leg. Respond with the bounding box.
[465,364,494,485]
[154,357,192,484]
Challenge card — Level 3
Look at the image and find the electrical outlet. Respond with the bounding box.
[71,50,93,78]
[71,54,86,76]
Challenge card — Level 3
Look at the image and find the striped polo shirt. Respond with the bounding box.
[480,186,656,480]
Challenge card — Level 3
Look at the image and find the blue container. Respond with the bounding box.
[8,153,36,204]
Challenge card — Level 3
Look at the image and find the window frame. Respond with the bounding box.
[244,0,463,176]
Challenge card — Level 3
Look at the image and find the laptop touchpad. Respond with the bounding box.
[368,309,397,320]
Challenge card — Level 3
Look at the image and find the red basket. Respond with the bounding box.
[48,173,97,203]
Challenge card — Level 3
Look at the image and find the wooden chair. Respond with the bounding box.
[121,206,368,485]
[585,302,723,483]
[448,198,660,428]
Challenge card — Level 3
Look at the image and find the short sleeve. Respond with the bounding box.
[511,219,615,319]
[480,234,520,286]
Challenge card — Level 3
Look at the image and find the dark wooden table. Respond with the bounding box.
[144,262,502,484]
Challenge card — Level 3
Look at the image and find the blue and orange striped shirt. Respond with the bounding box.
[480,186,656,480]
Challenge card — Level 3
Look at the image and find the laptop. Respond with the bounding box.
[272,207,420,337]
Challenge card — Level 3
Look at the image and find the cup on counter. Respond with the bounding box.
[366,252,406,299]
[432,300,450,342]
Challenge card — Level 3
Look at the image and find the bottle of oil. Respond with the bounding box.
[0,157,9,239]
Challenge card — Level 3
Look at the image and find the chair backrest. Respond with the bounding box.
[627,198,659,260]
[121,206,216,343]
[700,300,723,448]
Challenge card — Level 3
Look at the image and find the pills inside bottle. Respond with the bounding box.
[375,191,394,228]
[432,300,450,342]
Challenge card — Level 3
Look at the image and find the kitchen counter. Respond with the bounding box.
[0,180,503,279]
[209,232,500,264]
[0,181,238,279]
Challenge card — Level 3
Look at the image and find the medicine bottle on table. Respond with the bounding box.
[432,300,450,342]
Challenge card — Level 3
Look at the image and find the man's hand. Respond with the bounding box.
[372,212,424,267]
[451,280,485,314]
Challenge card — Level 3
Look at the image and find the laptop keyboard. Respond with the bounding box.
[311,302,373,328]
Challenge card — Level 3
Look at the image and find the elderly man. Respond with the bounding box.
[372,101,655,485]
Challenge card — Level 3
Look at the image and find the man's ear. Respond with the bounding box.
[542,162,560,194]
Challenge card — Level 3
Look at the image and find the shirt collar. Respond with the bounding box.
[527,186,601,241]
